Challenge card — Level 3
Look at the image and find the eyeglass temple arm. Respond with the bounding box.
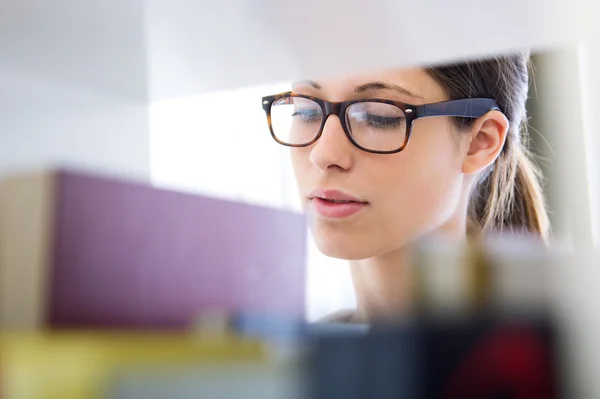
[417,99,500,119]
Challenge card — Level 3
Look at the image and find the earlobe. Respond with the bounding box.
[461,111,509,175]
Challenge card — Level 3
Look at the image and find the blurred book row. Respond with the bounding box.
[0,169,563,398]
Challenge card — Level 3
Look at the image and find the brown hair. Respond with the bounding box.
[426,53,550,242]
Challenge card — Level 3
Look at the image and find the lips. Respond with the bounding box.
[308,189,368,219]
[308,189,365,203]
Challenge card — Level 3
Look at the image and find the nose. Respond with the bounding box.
[308,114,354,173]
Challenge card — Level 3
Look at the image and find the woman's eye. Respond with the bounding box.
[364,113,404,129]
[292,109,321,122]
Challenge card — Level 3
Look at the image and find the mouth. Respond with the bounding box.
[308,189,368,219]
[315,198,362,204]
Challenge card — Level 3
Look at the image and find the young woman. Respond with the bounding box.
[262,52,549,323]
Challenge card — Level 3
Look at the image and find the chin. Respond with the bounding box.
[312,231,379,261]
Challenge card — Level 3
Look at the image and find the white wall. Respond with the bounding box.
[0,70,150,180]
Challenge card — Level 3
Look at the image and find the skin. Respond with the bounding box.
[290,67,509,323]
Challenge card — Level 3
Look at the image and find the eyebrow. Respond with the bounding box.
[292,80,424,100]
[354,81,424,100]
[292,80,322,90]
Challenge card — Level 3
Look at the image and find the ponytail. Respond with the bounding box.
[428,53,550,242]
[467,122,550,243]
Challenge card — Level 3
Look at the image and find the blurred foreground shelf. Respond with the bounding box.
[0,314,560,399]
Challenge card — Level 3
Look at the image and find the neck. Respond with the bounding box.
[349,246,415,323]
[348,218,468,323]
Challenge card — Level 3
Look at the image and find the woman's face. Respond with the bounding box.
[290,67,471,260]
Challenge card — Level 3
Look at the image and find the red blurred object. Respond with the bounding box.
[441,326,558,398]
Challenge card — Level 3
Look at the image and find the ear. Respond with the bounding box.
[461,111,510,175]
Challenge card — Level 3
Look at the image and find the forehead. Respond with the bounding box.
[293,67,448,104]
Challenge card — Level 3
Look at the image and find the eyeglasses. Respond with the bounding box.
[261,92,500,154]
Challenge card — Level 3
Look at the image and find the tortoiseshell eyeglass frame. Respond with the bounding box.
[261,91,501,154]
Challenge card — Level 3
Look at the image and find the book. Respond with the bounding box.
[0,332,268,399]
[0,169,307,330]
[104,358,307,399]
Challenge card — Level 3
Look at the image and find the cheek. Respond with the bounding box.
[373,122,465,235]
[405,118,463,183]
[290,147,311,192]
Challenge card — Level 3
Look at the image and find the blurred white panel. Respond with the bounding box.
[145,0,584,100]
[576,43,600,246]
[0,0,593,102]
[0,0,151,178]
[533,47,595,249]
[1,0,592,102]
[550,248,600,398]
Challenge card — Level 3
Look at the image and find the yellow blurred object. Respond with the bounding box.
[412,236,492,317]
[0,331,266,399]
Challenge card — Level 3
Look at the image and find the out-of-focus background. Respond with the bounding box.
[3,0,600,321]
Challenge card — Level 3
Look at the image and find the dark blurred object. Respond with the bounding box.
[310,317,559,399]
